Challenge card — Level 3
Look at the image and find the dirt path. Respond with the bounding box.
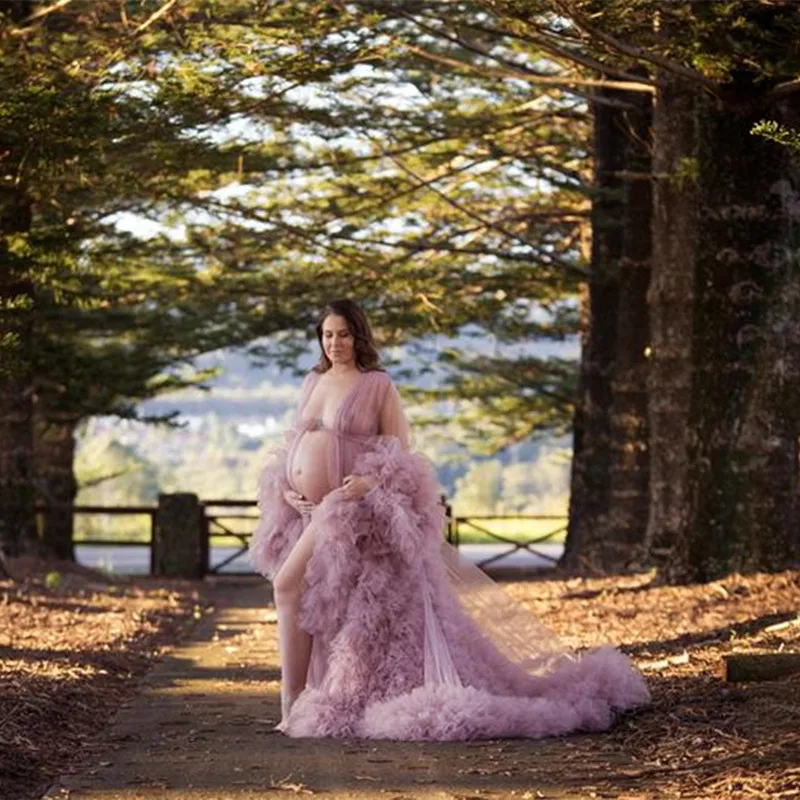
[41,577,649,800]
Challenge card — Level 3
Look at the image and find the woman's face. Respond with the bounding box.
[322,314,355,367]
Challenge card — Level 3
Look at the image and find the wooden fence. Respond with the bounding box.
[47,496,567,576]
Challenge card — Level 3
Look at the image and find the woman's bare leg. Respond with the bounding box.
[272,518,317,726]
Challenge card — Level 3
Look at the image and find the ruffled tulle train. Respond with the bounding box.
[250,435,650,740]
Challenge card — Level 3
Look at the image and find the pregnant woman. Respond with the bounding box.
[249,299,649,739]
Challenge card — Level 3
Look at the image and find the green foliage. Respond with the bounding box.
[671,157,700,192]
[500,450,570,513]
[412,351,576,453]
[453,459,504,514]
[1,0,592,461]
[77,434,162,503]
[450,438,569,515]
[751,120,800,155]
[6,0,797,533]
[75,432,163,541]
[44,571,62,590]
[3,0,797,436]
[487,0,800,87]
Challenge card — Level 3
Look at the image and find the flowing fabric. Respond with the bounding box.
[249,369,650,740]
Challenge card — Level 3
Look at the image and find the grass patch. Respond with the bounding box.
[451,516,567,545]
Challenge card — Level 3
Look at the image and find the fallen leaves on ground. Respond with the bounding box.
[1,557,799,800]
[0,556,202,800]
[502,567,800,799]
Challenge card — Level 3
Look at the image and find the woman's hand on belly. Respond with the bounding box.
[340,474,378,501]
[283,488,316,516]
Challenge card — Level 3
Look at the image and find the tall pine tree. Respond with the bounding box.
[491,0,800,581]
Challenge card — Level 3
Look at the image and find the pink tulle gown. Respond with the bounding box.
[249,369,650,740]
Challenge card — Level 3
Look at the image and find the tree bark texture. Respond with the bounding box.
[0,189,38,557]
[680,87,800,581]
[562,89,624,571]
[563,85,652,572]
[649,75,800,583]
[606,85,653,569]
[645,77,698,571]
[34,411,78,560]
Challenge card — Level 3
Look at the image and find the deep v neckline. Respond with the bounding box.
[304,369,365,429]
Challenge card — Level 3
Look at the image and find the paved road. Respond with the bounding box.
[42,576,642,800]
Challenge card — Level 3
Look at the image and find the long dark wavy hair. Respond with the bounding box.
[313,299,382,373]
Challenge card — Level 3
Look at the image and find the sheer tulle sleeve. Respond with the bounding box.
[378,375,411,448]
[350,374,443,564]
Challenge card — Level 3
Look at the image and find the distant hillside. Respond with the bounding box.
[78,332,576,518]
[139,333,578,422]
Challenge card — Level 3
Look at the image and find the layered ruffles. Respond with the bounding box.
[251,436,650,740]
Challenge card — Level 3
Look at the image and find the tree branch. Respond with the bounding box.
[129,0,179,38]
[406,10,656,89]
[765,77,800,104]
[476,19,656,87]
[5,0,74,35]
[403,40,654,94]
[551,0,721,96]
[200,197,377,271]
[381,146,588,278]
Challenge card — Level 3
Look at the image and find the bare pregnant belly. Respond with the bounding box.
[289,430,334,504]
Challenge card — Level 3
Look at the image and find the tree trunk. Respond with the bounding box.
[645,77,698,572]
[0,368,37,557]
[34,411,78,560]
[0,1,38,558]
[606,85,653,570]
[563,85,652,572]
[562,88,624,571]
[675,87,800,582]
[648,75,800,583]
[0,190,38,557]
